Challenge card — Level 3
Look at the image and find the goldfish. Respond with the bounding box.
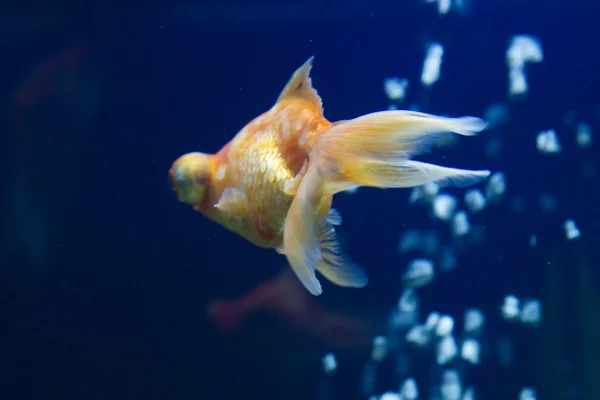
[169,57,490,296]
[207,268,376,349]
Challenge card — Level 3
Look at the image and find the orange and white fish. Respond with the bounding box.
[169,57,490,295]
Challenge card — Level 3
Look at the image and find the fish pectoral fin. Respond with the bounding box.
[283,160,308,196]
[214,188,249,218]
[316,221,368,288]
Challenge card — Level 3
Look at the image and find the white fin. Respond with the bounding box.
[310,110,490,195]
[439,116,488,136]
[214,188,248,217]
[283,164,332,295]
[282,166,324,295]
[283,163,366,295]
[326,208,343,225]
[318,110,489,165]
[285,227,323,295]
[323,181,360,195]
[276,56,323,114]
[327,159,490,191]
[316,221,368,288]
[399,160,490,188]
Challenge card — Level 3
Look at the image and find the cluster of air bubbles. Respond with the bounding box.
[464,189,486,213]
[485,172,506,204]
[384,37,465,107]
[353,286,544,399]
[334,154,556,398]
[423,0,471,16]
[321,352,338,375]
[519,388,537,400]
[563,219,581,241]
[402,259,435,288]
[398,229,440,257]
[421,42,444,87]
[372,289,542,395]
[359,6,594,400]
[506,35,544,99]
[384,77,410,104]
[404,175,499,250]
[576,122,593,149]
[562,111,596,149]
[382,41,445,102]
[536,129,562,154]
[372,336,390,362]
[500,295,542,327]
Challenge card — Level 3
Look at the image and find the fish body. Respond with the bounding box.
[196,98,330,249]
[170,57,491,295]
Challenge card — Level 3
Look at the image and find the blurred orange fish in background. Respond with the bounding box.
[13,44,90,131]
[170,57,490,295]
[207,268,377,349]
[3,43,96,273]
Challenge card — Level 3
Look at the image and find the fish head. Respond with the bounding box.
[169,152,212,205]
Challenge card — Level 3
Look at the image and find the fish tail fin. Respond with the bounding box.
[316,110,491,193]
[282,110,489,295]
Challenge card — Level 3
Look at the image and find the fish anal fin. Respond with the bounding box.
[316,222,368,288]
[276,56,323,114]
[326,208,342,225]
[282,165,324,296]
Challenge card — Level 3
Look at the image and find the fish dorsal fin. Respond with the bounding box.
[276,56,323,113]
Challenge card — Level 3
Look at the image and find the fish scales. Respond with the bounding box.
[227,101,327,240]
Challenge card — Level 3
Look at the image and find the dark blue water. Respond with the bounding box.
[2,1,599,399]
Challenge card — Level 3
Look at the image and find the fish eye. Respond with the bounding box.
[193,174,208,186]
[169,166,186,186]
